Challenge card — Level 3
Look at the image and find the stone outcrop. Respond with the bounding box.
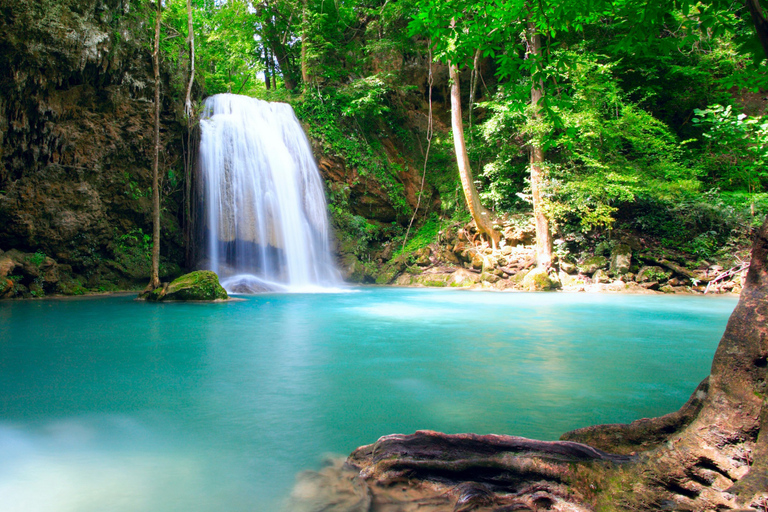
[144,270,228,302]
[0,0,186,294]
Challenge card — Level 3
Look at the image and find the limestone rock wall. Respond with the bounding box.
[0,0,185,293]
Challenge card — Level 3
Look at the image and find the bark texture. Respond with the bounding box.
[449,62,500,249]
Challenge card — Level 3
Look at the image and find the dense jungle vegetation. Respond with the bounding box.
[2,0,768,296]
[163,0,768,279]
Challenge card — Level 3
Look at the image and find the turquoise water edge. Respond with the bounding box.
[0,289,737,512]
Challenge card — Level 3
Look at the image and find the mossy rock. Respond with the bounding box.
[522,268,560,291]
[579,255,608,274]
[442,268,480,287]
[375,266,400,285]
[145,271,228,302]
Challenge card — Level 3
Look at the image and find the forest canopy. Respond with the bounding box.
[142,0,768,270]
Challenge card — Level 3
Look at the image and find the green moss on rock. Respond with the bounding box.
[145,271,228,302]
[522,268,560,291]
[579,255,608,274]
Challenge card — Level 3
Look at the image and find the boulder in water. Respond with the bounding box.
[145,271,228,302]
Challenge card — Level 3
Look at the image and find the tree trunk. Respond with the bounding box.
[746,0,768,60]
[449,62,500,249]
[300,0,309,93]
[184,0,194,118]
[264,46,272,90]
[184,0,194,268]
[147,0,162,291]
[527,24,552,269]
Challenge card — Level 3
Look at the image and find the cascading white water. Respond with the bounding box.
[199,93,340,293]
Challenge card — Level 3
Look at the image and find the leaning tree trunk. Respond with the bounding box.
[147,0,162,291]
[449,62,500,249]
[527,24,552,269]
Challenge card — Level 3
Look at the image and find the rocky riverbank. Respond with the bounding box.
[339,215,748,295]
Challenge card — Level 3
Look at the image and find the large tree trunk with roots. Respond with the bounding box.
[146,0,162,292]
[449,62,500,249]
[563,215,768,510]
[287,217,768,512]
[527,24,552,270]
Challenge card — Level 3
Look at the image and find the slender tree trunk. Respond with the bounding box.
[449,62,500,249]
[300,0,309,93]
[147,0,162,291]
[184,0,194,268]
[527,24,552,269]
[184,0,194,118]
[468,48,481,136]
[264,47,272,90]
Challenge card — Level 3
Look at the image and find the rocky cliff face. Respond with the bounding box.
[0,0,185,296]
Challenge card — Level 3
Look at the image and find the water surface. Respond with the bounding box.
[0,289,737,512]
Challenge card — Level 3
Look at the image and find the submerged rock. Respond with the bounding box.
[145,271,228,302]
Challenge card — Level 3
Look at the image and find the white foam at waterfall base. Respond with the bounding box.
[199,94,342,293]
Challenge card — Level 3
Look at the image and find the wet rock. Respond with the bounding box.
[145,271,228,302]
[579,255,608,274]
[395,274,413,285]
[482,254,498,272]
[441,250,460,265]
[610,244,632,274]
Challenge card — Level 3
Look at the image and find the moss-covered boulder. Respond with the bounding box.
[145,271,228,302]
[578,255,608,274]
[447,268,481,287]
[522,268,560,291]
[609,244,632,274]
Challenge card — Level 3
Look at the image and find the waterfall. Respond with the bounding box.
[199,93,340,293]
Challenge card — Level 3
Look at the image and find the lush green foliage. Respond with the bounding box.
[152,0,768,261]
[694,104,768,210]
